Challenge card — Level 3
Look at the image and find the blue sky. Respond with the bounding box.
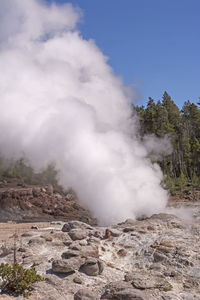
[50,0,200,108]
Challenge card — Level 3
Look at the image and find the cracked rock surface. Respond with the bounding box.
[0,199,200,299]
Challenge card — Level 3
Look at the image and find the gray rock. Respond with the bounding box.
[123,227,135,232]
[79,239,88,246]
[62,221,93,232]
[63,244,98,259]
[69,242,82,250]
[80,245,99,258]
[28,237,45,246]
[149,263,166,272]
[149,213,178,222]
[46,184,54,195]
[69,229,88,241]
[73,276,83,284]
[105,228,121,238]
[66,193,74,201]
[74,288,99,300]
[22,231,40,237]
[45,274,63,286]
[101,281,150,299]
[113,288,150,300]
[61,249,80,259]
[0,245,12,257]
[50,221,64,225]
[101,281,132,298]
[31,225,38,230]
[131,274,172,291]
[32,187,41,196]
[52,257,83,274]
[97,260,104,274]
[80,257,104,276]
[121,218,136,225]
[153,250,167,262]
[80,257,99,276]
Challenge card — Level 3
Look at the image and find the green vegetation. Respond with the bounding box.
[0,262,44,297]
[135,91,200,192]
[0,157,59,186]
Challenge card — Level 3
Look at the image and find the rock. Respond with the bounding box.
[73,276,83,284]
[28,237,45,246]
[69,243,82,251]
[66,193,74,201]
[0,245,12,257]
[50,221,63,225]
[74,288,99,300]
[31,225,38,230]
[55,193,63,200]
[41,234,53,242]
[187,266,200,280]
[105,228,121,239]
[102,281,132,293]
[32,187,41,197]
[131,274,172,291]
[155,239,174,248]
[80,245,99,258]
[149,263,166,272]
[45,274,63,287]
[80,257,99,276]
[101,281,149,299]
[62,221,93,232]
[80,257,104,276]
[88,236,101,244]
[22,231,40,237]
[0,183,96,223]
[123,227,135,232]
[97,260,104,274]
[32,280,67,300]
[69,229,88,241]
[51,231,71,242]
[52,257,83,274]
[149,213,178,222]
[46,184,54,195]
[122,218,136,225]
[61,250,80,259]
[18,247,26,254]
[80,216,97,226]
[111,288,150,300]
[79,239,88,246]
[117,249,127,257]
[153,250,167,262]
[147,225,156,231]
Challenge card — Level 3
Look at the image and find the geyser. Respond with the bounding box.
[0,0,168,225]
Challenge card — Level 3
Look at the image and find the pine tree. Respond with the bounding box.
[135,92,200,191]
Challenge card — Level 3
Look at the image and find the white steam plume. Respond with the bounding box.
[0,0,168,225]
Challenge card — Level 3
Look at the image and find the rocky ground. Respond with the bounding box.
[0,190,200,299]
[0,180,96,225]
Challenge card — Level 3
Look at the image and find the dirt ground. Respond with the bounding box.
[0,222,51,242]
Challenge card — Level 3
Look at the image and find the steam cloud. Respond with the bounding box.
[0,0,168,225]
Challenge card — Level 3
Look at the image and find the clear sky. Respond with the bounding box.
[49,0,200,108]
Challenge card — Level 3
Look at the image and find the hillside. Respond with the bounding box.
[0,178,96,225]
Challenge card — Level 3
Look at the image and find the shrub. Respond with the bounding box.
[0,262,44,298]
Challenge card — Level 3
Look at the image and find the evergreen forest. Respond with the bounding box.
[135,91,200,191]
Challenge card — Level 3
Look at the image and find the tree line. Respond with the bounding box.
[135,91,200,191]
